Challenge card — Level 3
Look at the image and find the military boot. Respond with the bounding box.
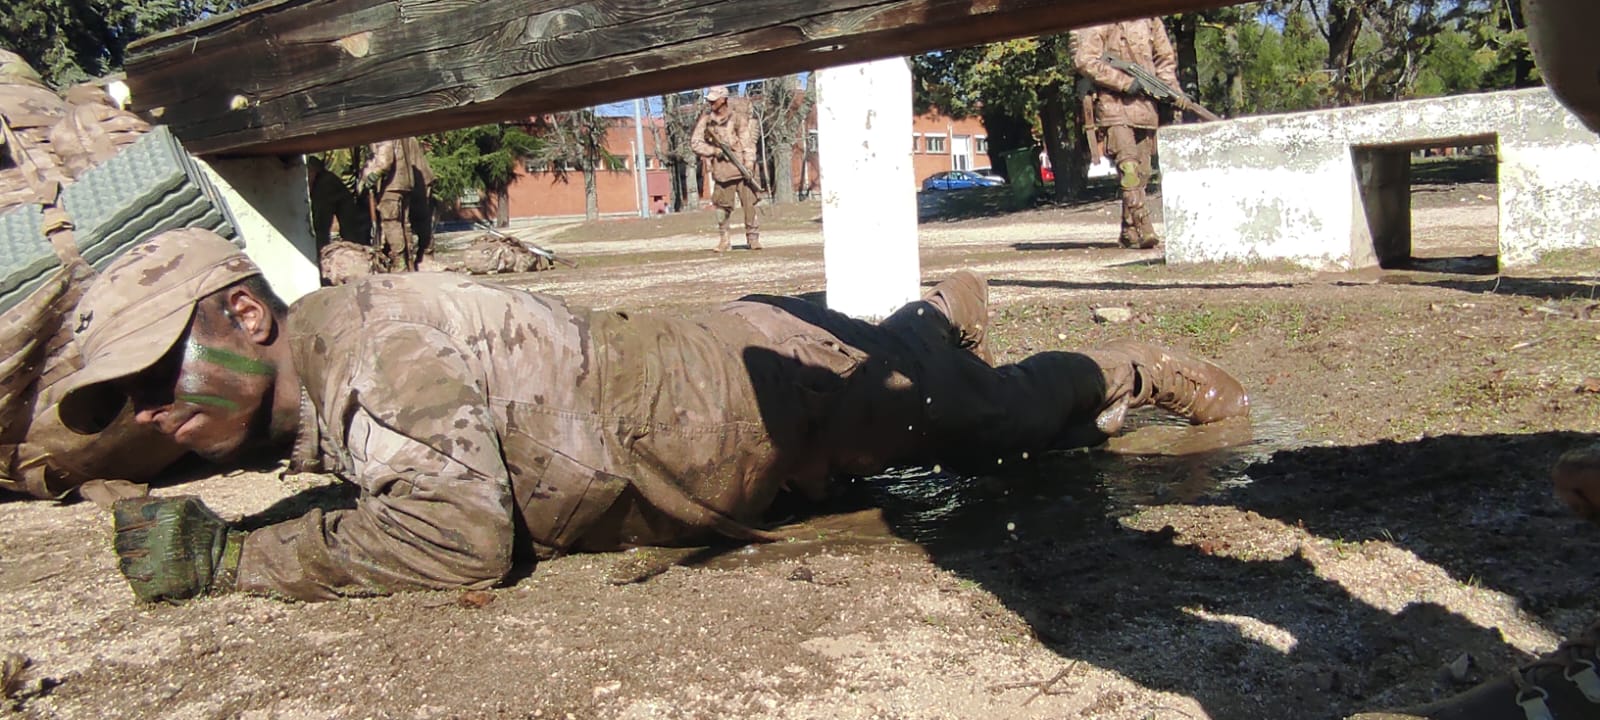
[746,231,763,251]
[1349,621,1600,720]
[1091,340,1250,434]
[1126,204,1162,249]
[712,228,730,253]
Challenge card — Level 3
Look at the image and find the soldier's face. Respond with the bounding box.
[119,306,277,461]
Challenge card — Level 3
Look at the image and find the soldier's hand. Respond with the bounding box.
[359,173,380,192]
[112,496,245,603]
[1554,443,1600,524]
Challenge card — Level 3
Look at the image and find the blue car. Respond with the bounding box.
[921,170,1006,191]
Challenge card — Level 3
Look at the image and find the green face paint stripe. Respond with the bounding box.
[187,343,274,376]
[177,393,242,410]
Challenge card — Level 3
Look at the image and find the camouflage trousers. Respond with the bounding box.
[375,189,414,271]
[1105,125,1159,248]
[711,180,759,235]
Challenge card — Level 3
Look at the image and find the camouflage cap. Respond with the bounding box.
[704,86,729,102]
[56,228,261,434]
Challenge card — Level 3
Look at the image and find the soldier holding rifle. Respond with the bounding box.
[1071,18,1185,250]
[691,86,763,253]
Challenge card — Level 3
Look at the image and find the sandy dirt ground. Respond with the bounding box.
[2,179,1598,720]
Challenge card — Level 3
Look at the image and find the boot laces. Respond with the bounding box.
[1510,623,1600,710]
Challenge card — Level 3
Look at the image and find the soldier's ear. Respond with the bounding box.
[222,288,275,345]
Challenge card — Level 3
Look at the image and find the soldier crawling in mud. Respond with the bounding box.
[690,86,762,253]
[1071,16,1180,250]
[59,229,1250,603]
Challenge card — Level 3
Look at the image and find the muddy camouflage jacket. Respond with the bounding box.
[1071,19,1179,130]
[690,100,758,184]
[237,273,838,601]
[360,138,435,194]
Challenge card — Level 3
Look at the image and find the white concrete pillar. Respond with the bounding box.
[817,58,919,320]
[196,155,321,303]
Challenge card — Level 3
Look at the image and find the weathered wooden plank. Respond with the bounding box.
[125,0,1236,156]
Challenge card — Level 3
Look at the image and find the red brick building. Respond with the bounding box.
[454,110,987,222]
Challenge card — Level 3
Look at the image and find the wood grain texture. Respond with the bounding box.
[124,0,1237,156]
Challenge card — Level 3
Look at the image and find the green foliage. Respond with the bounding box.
[1,0,256,88]
[422,124,543,204]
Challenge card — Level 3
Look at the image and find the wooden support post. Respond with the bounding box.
[819,59,919,320]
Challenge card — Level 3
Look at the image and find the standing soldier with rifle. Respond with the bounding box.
[1071,17,1182,250]
[360,137,435,272]
[691,86,762,253]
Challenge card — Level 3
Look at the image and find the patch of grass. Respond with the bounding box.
[1518,248,1600,277]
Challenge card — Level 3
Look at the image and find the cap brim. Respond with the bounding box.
[55,304,195,435]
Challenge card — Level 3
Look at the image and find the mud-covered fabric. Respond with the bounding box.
[1071,19,1179,130]
[236,272,1148,600]
[438,235,551,275]
[690,98,758,184]
[318,240,383,286]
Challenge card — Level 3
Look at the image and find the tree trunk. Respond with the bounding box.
[496,187,510,227]
[583,165,599,220]
[772,147,796,203]
[685,157,701,208]
[1326,0,1366,103]
[1171,13,1201,123]
[980,108,1034,180]
[1039,83,1078,202]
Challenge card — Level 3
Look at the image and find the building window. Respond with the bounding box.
[925,135,946,153]
[458,188,482,208]
[806,130,819,152]
[975,136,988,154]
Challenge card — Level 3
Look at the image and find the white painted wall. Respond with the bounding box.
[817,59,920,320]
[1161,87,1600,269]
[196,156,321,303]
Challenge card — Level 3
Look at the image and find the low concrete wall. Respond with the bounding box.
[1160,87,1600,269]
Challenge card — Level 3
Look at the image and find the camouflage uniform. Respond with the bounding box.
[360,138,434,271]
[0,50,70,211]
[691,93,761,252]
[1071,19,1179,249]
[234,271,1248,600]
[317,240,384,286]
[0,53,184,499]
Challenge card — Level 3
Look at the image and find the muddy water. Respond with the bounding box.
[698,408,1302,569]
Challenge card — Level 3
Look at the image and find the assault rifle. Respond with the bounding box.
[707,132,767,194]
[1104,54,1221,122]
[473,222,578,269]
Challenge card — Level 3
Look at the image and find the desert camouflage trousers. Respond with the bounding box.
[1105,125,1159,249]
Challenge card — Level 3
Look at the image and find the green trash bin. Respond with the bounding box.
[1000,148,1040,204]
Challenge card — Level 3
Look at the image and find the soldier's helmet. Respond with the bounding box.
[55,229,264,434]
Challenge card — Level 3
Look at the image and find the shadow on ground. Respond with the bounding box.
[804,428,1600,719]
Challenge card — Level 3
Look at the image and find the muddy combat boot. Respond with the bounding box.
[745,231,763,250]
[711,228,730,253]
[1125,204,1161,249]
[1091,340,1250,434]
[1349,622,1600,720]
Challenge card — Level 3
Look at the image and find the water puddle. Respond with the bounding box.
[697,407,1304,569]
